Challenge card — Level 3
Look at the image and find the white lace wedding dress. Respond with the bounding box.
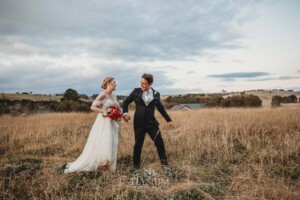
[64,94,120,173]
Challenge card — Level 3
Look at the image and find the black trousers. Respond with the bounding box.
[133,126,168,168]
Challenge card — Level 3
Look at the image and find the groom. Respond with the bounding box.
[122,73,174,169]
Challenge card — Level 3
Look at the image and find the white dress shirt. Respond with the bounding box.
[143,89,153,105]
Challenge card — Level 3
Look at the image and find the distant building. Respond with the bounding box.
[170,103,204,111]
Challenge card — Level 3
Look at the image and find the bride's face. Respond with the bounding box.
[109,79,117,90]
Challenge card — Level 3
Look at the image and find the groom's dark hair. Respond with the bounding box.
[142,73,153,84]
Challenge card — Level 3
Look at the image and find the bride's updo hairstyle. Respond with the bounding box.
[101,77,114,89]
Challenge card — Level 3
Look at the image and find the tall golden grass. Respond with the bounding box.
[1,107,299,199]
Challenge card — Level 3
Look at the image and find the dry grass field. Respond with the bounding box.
[1,107,300,199]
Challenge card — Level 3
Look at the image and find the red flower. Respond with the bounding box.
[107,106,122,121]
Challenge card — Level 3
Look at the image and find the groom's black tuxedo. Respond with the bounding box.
[123,88,172,129]
[123,87,172,168]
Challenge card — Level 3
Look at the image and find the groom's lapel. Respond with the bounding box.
[151,88,159,102]
[138,88,148,106]
[138,88,144,100]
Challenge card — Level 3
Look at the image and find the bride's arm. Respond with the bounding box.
[90,92,107,115]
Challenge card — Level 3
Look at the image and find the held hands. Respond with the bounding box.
[122,114,131,122]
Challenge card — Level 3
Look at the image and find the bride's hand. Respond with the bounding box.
[102,111,108,117]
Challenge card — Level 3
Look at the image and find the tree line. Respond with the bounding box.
[271,95,299,107]
[0,88,133,115]
[0,89,91,114]
[1,89,298,114]
[165,93,262,108]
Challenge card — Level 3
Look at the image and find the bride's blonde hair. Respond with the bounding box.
[101,77,114,89]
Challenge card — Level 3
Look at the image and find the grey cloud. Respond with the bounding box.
[246,77,275,82]
[0,0,269,95]
[223,78,236,82]
[278,76,299,80]
[0,36,85,57]
[0,63,97,94]
[99,65,181,95]
[245,76,299,82]
[0,0,263,61]
[187,71,195,74]
[83,66,188,95]
[0,62,187,95]
[231,59,243,64]
[208,72,270,79]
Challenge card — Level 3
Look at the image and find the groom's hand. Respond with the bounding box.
[122,114,130,122]
[167,122,174,127]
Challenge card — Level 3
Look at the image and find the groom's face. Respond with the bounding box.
[140,78,152,91]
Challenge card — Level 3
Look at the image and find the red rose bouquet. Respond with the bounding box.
[107,106,122,121]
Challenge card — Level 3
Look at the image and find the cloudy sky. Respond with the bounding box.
[0,0,299,95]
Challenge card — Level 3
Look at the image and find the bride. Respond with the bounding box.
[64,77,120,173]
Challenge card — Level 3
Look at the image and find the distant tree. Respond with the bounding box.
[165,102,178,109]
[48,101,58,111]
[0,105,10,114]
[79,103,90,112]
[164,94,205,104]
[28,101,36,110]
[244,94,262,107]
[79,94,89,100]
[289,95,297,103]
[62,89,80,101]
[197,96,206,103]
[70,101,81,111]
[220,98,231,107]
[117,95,127,101]
[228,95,245,107]
[205,95,224,107]
[279,95,297,103]
[56,89,91,112]
[165,96,173,103]
[271,95,283,107]
[56,100,72,112]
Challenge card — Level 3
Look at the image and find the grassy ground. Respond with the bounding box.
[1,107,300,199]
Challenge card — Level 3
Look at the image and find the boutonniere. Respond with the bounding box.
[153,90,157,95]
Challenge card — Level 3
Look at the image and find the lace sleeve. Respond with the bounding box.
[92,100,105,108]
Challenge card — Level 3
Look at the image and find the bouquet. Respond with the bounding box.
[107,106,122,121]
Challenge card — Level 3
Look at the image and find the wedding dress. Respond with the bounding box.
[64,93,119,173]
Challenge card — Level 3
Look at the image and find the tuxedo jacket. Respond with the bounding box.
[123,88,172,129]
